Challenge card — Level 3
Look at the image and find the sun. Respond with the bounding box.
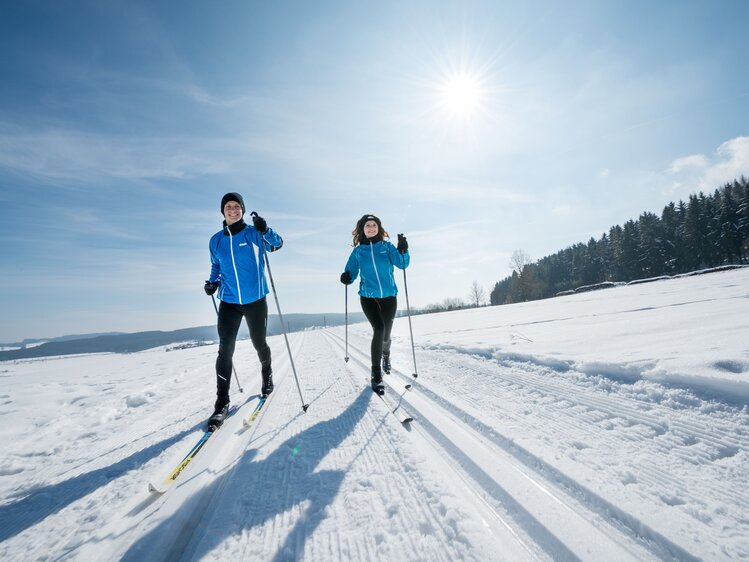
[416,40,498,131]
[439,73,484,119]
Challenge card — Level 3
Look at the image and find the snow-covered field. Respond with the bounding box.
[1,268,748,561]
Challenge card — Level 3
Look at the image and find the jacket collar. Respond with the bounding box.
[223,219,247,236]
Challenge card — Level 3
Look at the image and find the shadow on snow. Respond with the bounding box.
[0,421,205,543]
[121,387,373,561]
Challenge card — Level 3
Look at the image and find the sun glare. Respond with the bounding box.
[440,73,484,119]
[418,40,497,131]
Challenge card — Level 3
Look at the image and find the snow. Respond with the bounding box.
[1,268,748,561]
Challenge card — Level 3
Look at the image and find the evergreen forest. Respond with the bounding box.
[490,177,749,305]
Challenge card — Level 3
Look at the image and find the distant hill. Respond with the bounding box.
[0,312,365,361]
[0,332,126,349]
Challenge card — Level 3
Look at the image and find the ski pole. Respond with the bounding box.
[398,234,418,381]
[210,294,243,393]
[252,212,309,412]
[345,284,349,363]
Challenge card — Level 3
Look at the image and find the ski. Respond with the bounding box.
[375,386,414,425]
[242,391,274,428]
[148,398,250,494]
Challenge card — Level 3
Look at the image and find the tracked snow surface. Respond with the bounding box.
[1,267,748,561]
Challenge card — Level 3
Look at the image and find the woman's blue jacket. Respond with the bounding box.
[344,240,410,298]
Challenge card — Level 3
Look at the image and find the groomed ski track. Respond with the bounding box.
[6,290,748,561]
[88,330,531,562]
[67,327,721,562]
[322,331,684,562]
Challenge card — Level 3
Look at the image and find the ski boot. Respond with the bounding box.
[371,366,385,396]
[207,397,230,430]
[261,367,274,397]
[382,353,391,374]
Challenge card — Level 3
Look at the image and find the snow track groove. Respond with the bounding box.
[347,324,749,560]
[232,332,516,561]
[385,339,749,515]
[325,330,686,561]
[428,347,749,514]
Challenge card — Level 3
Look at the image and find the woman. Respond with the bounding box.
[340,214,409,395]
[203,192,283,429]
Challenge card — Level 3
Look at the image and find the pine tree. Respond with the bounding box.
[661,201,684,273]
[737,177,749,261]
[637,211,666,276]
[620,220,640,280]
[607,224,624,281]
[683,194,703,269]
[717,183,742,263]
[702,192,720,267]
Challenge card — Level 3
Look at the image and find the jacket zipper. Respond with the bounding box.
[369,243,383,298]
[228,227,243,303]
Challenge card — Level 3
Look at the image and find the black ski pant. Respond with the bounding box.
[360,296,397,372]
[215,297,271,400]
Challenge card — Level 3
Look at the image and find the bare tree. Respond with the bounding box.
[509,250,537,302]
[509,249,532,276]
[468,280,486,307]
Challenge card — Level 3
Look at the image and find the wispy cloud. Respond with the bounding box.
[701,137,749,188]
[666,136,749,194]
[181,84,260,109]
[668,154,709,174]
[0,129,235,183]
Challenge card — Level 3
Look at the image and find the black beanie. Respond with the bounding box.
[357,214,382,232]
[221,192,245,215]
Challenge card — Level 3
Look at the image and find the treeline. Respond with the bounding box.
[491,177,749,305]
[406,297,473,316]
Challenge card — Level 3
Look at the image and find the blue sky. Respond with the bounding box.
[1,0,748,342]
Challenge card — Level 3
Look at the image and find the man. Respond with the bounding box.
[204,192,283,429]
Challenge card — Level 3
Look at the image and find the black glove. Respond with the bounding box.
[251,213,268,234]
[204,280,219,295]
[340,271,353,285]
[397,233,408,254]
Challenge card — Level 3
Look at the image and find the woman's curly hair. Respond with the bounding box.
[352,214,389,246]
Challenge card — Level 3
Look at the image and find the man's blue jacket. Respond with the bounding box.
[209,223,283,305]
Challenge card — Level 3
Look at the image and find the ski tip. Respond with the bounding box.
[402,417,414,424]
[405,384,412,390]
[148,483,165,494]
